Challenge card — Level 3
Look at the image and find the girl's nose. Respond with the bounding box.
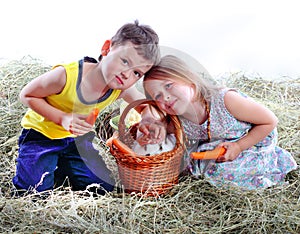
[164,95,170,101]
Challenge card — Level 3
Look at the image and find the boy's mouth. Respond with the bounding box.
[115,76,124,85]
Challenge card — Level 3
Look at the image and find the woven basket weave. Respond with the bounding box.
[96,109,119,147]
[108,99,185,197]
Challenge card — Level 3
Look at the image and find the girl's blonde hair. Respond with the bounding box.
[143,55,222,102]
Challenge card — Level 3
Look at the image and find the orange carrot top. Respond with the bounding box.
[190,146,226,160]
[85,108,100,125]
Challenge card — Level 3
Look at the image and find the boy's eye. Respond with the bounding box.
[133,71,142,78]
[122,58,129,65]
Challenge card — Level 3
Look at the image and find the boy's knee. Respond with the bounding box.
[89,182,115,195]
[12,171,54,194]
[72,179,115,195]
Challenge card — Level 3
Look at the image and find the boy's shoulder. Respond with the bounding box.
[84,56,98,63]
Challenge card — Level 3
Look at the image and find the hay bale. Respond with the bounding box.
[0,56,51,143]
[0,56,51,197]
[219,72,300,157]
[0,58,299,233]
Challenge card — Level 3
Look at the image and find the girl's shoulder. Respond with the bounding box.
[211,88,250,112]
[211,88,248,115]
[215,88,249,103]
[222,89,252,111]
[211,88,234,103]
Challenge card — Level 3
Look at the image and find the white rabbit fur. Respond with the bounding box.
[132,130,176,156]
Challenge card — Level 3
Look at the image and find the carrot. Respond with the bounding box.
[85,108,100,125]
[190,146,226,160]
[106,132,118,147]
[111,138,137,156]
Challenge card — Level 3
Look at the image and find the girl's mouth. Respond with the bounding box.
[168,100,176,108]
[165,99,176,112]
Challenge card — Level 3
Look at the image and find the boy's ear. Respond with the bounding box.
[101,40,111,56]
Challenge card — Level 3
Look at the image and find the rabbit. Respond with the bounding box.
[132,129,176,156]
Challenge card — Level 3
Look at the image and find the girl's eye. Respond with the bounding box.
[154,94,161,100]
[165,83,172,89]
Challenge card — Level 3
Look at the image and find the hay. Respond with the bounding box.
[0,57,299,233]
[0,56,51,144]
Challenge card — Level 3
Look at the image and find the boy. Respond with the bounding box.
[13,20,160,195]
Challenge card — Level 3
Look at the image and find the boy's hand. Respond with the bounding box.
[61,113,94,136]
[138,120,166,145]
[137,104,167,145]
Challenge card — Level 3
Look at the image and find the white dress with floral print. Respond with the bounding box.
[180,88,297,190]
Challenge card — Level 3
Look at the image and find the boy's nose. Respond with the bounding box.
[121,69,131,79]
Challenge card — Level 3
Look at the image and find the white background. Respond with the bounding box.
[1,0,299,79]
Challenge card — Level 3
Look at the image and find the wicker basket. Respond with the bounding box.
[108,99,185,197]
[96,109,119,147]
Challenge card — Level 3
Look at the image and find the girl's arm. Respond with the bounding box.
[19,66,91,135]
[218,90,278,161]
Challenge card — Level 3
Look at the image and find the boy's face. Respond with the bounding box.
[101,42,153,90]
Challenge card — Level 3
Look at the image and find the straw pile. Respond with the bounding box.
[0,56,299,233]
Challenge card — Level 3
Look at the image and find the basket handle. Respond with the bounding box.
[118,99,158,137]
[118,99,183,144]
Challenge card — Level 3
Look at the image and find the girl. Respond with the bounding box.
[142,55,297,190]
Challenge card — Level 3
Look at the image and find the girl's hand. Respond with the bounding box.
[216,141,242,163]
[138,120,166,145]
[61,113,94,136]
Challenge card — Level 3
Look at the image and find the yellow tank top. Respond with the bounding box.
[21,58,121,139]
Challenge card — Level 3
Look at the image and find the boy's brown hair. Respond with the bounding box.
[99,20,160,65]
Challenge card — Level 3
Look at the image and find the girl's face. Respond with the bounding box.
[144,78,195,115]
[101,42,153,90]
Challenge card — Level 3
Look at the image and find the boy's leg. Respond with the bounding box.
[13,129,60,193]
[62,132,115,195]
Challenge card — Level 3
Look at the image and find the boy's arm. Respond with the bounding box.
[137,105,167,145]
[19,66,68,125]
[19,66,92,135]
[119,85,167,144]
[118,85,146,113]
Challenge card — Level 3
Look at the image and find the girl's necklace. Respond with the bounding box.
[204,99,211,142]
